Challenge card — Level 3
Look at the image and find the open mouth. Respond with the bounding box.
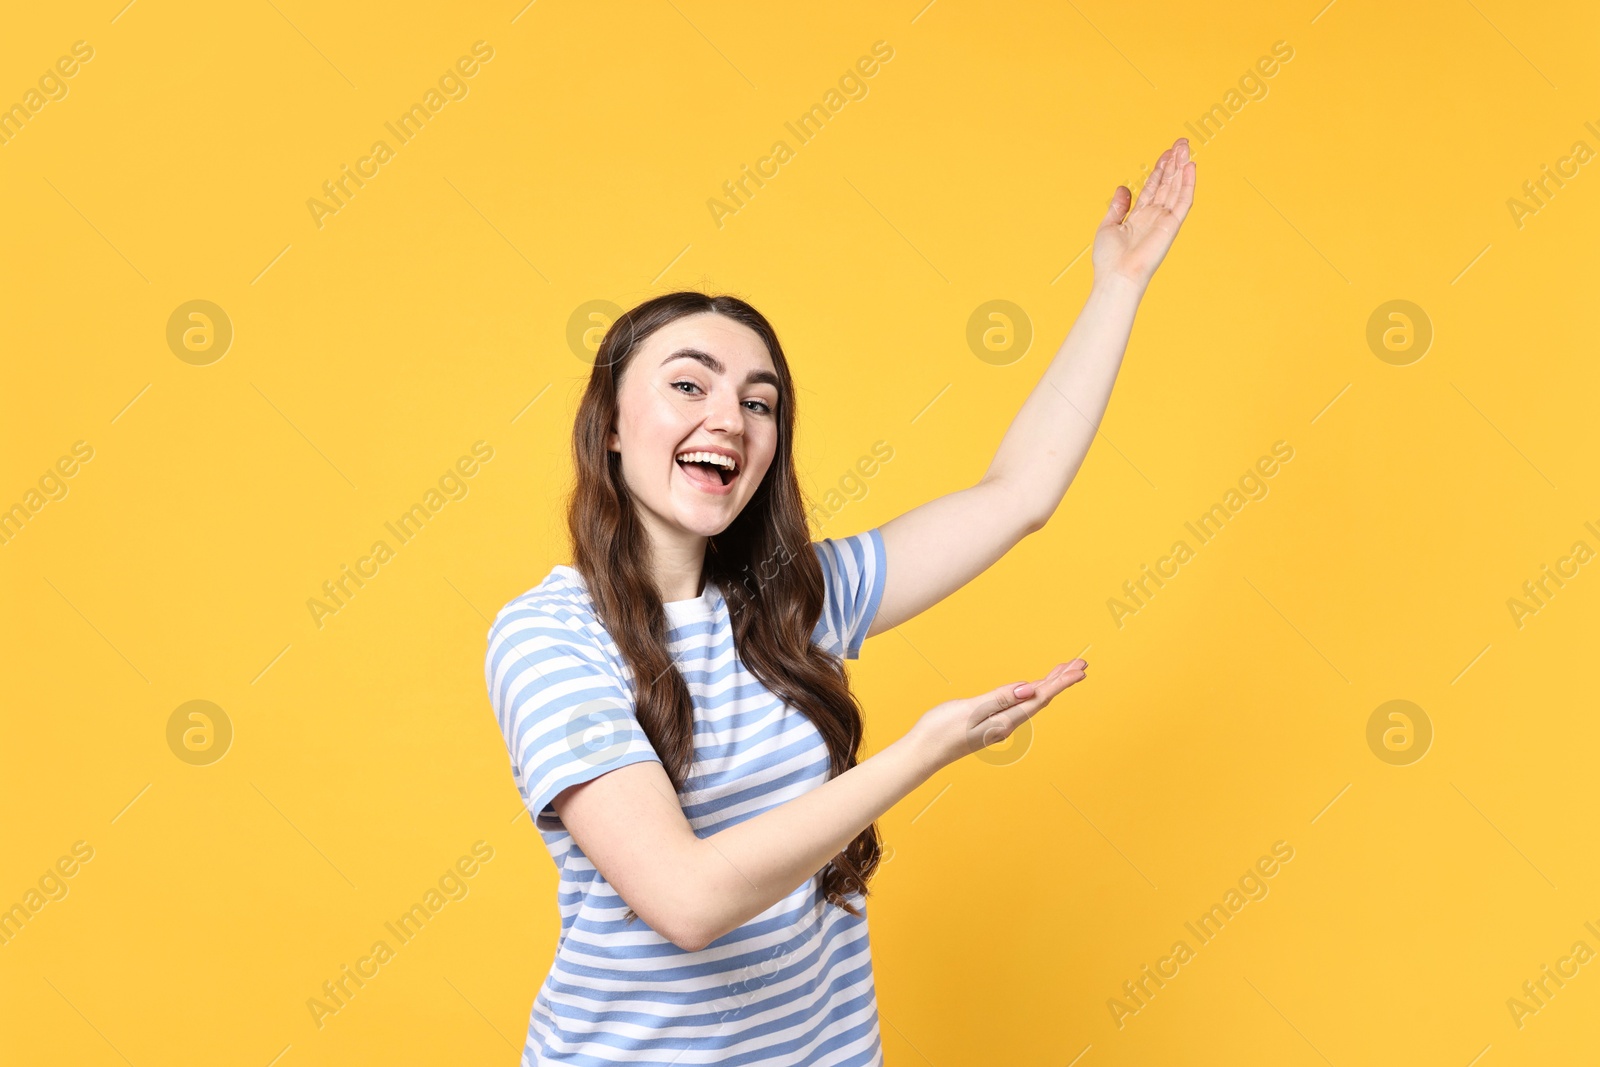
[675,450,739,491]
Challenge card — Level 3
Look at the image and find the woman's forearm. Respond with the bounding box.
[984,273,1146,523]
[685,729,943,948]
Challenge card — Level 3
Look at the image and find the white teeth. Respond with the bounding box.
[675,450,738,472]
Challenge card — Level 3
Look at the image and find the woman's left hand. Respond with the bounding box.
[1091,137,1197,290]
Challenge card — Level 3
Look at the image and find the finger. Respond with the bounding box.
[975,659,1090,720]
[1041,658,1089,685]
[1102,185,1132,227]
[1134,149,1171,213]
[1009,666,1083,712]
[1038,666,1086,698]
[1149,145,1181,214]
[1171,156,1197,218]
[974,681,1032,721]
[1159,140,1189,212]
[982,669,1084,740]
[972,675,1058,725]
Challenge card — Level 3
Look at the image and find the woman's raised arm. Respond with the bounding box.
[865,137,1197,640]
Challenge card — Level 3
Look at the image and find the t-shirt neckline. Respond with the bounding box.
[552,564,719,625]
[662,583,717,623]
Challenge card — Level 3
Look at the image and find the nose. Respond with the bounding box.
[702,385,746,436]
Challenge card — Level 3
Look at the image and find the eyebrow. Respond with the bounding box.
[660,348,781,390]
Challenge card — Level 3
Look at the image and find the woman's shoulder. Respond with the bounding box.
[487,564,603,644]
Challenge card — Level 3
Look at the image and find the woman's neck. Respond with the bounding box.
[647,529,709,603]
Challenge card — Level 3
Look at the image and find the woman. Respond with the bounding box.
[486,138,1196,1065]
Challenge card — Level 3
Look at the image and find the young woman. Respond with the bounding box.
[486,138,1196,1065]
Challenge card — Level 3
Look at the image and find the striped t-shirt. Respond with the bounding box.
[485,527,889,1066]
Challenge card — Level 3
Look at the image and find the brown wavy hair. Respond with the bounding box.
[566,290,881,923]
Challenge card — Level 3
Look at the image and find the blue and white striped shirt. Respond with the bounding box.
[485,528,889,1066]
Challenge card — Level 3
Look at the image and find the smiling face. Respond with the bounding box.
[607,311,783,558]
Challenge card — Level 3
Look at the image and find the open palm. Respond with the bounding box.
[1092,137,1197,288]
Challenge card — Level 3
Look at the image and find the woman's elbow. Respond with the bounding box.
[670,925,711,953]
[630,850,717,952]
[620,894,706,952]
[661,905,720,954]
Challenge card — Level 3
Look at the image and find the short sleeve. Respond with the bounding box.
[485,606,662,827]
[810,526,888,660]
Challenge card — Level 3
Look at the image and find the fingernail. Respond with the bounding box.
[1013,683,1033,699]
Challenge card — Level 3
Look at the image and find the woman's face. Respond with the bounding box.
[608,311,782,545]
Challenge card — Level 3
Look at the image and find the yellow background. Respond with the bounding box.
[3,1,1597,1063]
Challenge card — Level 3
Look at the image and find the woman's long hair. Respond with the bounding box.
[567,291,882,922]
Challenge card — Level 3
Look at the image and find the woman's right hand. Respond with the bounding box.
[909,659,1089,771]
